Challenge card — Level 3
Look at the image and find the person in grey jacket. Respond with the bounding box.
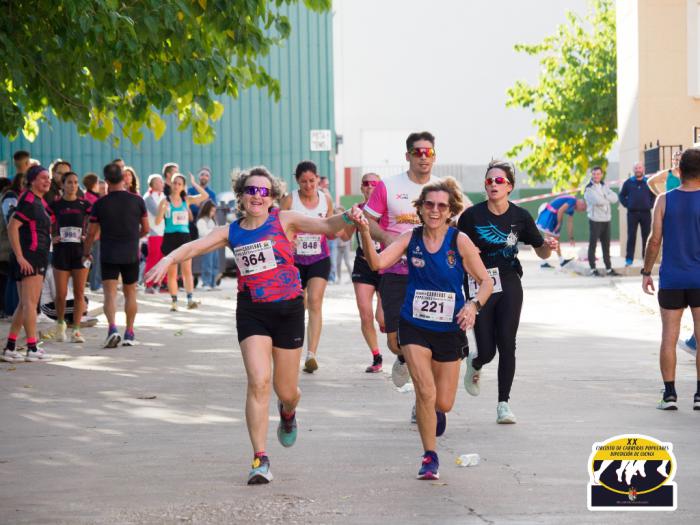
[584,166,620,276]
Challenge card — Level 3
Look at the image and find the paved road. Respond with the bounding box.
[1,253,698,524]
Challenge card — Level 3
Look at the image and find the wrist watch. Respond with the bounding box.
[640,268,651,276]
[470,299,482,314]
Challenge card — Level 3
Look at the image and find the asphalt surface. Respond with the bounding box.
[1,249,699,524]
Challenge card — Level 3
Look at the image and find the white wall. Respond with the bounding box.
[332,0,618,190]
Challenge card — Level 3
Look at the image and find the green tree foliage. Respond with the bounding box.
[0,0,330,145]
[506,0,616,189]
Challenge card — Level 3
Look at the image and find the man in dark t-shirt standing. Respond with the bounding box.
[84,163,149,348]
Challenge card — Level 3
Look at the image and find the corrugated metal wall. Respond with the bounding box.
[0,4,335,196]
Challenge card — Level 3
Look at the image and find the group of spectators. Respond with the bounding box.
[0,150,221,354]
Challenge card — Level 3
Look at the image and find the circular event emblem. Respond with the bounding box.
[587,434,677,511]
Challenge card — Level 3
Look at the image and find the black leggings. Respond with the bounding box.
[471,273,523,402]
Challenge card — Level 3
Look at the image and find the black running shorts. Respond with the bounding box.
[101,261,140,285]
[52,244,85,271]
[397,318,468,363]
[236,292,305,349]
[161,232,191,256]
[351,255,380,288]
[295,257,331,289]
[9,253,48,281]
[379,273,408,333]
[658,288,700,310]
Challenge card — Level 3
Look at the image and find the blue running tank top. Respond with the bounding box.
[164,199,191,234]
[400,226,466,332]
[228,208,302,302]
[660,189,700,289]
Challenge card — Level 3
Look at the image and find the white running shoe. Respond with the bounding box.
[496,401,516,424]
[170,301,178,312]
[464,354,480,396]
[2,349,23,363]
[54,322,67,342]
[25,348,51,362]
[391,357,411,388]
[70,330,85,343]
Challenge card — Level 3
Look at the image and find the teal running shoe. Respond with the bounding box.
[277,401,297,448]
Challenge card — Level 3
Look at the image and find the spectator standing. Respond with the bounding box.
[143,174,166,293]
[584,166,620,276]
[44,160,72,202]
[83,163,149,347]
[83,173,102,290]
[333,206,353,283]
[1,173,25,316]
[642,148,700,411]
[12,150,31,176]
[196,200,220,290]
[619,162,656,266]
[0,178,11,317]
[647,150,682,195]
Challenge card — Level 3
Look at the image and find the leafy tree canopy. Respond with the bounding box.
[506,0,616,190]
[0,0,330,145]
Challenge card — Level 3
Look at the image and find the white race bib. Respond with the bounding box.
[412,290,456,323]
[172,210,189,226]
[467,267,503,298]
[59,226,82,243]
[296,233,322,256]
[234,240,277,276]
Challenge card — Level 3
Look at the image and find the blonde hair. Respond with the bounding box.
[413,177,465,224]
[233,166,283,213]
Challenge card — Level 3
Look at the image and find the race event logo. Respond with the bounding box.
[588,434,677,511]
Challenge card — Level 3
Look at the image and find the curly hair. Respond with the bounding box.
[413,176,465,224]
[233,166,283,213]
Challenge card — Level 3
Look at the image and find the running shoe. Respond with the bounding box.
[54,321,67,342]
[103,330,121,349]
[625,258,633,267]
[694,393,700,411]
[540,262,554,269]
[417,451,439,480]
[25,348,51,362]
[303,353,318,373]
[464,354,480,396]
[410,403,417,424]
[560,258,574,268]
[187,300,200,310]
[70,330,85,343]
[247,455,273,485]
[2,349,23,363]
[145,287,156,295]
[391,357,410,387]
[122,332,137,347]
[276,401,298,448]
[589,269,602,277]
[365,353,383,373]
[40,323,61,341]
[436,410,446,437]
[496,401,517,424]
[607,269,621,277]
[657,393,678,411]
[677,335,697,356]
[170,301,178,312]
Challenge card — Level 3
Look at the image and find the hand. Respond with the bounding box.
[456,302,477,331]
[16,255,34,275]
[189,172,197,186]
[145,256,173,285]
[642,275,655,295]
[544,236,559,251]
[52,235,61,244]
